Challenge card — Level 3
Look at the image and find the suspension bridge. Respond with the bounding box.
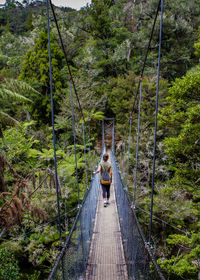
[47,120,165,280]
[45,0,168,278]
[0,0,174,278]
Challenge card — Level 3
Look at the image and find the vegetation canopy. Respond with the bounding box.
[0,0,199,279]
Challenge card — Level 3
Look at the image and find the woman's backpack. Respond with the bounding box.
[100,163,111,185]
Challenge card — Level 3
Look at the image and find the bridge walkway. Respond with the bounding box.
[86,154,128,280]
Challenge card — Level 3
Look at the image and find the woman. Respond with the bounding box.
[93,153,112,207]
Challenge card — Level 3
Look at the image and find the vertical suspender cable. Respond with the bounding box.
[133,80,143,203]
[112,119,115,154]
[70,83,80,206]
[126,119,132,190]
[46,0,62,246]
[122,141,126,180]
[121,140,125,179]
[82,122,89,189]
[149,0,164,244]
[102,120,105,151]
[88,136,92,178]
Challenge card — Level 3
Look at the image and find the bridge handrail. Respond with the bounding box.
[48,148,105,279]
[112,152,166,280]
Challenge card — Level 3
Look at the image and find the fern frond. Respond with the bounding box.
[0,192,11,198]
[12,197,23,223]
[9,203,18,222]
[31,205,48,221]
[21,192,31,211]
[0,88,31,102]
[0,111,20,125]
[5,78,40,96]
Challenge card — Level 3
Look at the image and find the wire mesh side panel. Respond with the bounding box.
[49,172,101,280]
[111,153,164,280]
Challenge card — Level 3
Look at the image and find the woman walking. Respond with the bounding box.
[94,153,112,207]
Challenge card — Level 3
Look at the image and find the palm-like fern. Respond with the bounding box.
[0,77,39,136]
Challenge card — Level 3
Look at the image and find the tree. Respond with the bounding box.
[0,77,38,135]
[159,68,200,197]
[0,30,27,77]
[20,31,65,124]
[78,0,132,79]
[123,0,200,80]
[0,247,21,280]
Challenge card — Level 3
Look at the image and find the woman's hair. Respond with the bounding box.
[103,153,109,161]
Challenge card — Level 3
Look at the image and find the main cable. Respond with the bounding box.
[148,0,164,244]
[46,0,62,247]
[70,83,80,206]
[82,122,89,189]
[130,0,161,117]
[126,118,132,189]
[133,79,142,203]
[49,0,85,123]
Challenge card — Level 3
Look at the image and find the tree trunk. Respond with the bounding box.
[0,154,6,192]
[0,126,3,138]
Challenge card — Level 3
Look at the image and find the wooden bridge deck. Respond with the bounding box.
[86,155,128,280]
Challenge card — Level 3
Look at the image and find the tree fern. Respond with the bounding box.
[0,88,31,102]
[0,77,39,129]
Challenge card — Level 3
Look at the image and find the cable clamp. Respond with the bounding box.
[131,203,136,210]
[145,242,150,250]
[145,242,154,250]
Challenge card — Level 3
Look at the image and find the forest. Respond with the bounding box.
[0,0,199,279]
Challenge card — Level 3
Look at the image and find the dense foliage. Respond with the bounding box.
[0,0,199,279]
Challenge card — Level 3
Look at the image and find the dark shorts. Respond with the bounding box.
[101,184,110,199]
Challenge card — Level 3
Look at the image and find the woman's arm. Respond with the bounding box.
[110,167,112,178]
[93,164,101,174]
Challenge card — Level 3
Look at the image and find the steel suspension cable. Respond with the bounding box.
[133,80,142,203]
[149,0,164,244]
[124,0,161,204]
[102,120,105,150]
[121,139,126,180]
[112,119,115,153]
[88,136,93,179]
[82,122,89,189]
[135,205,188,235]
[49,0,96,190]
[126,118,132,190]
[121,140,126,180]
[120,120,131,180]
[46,0,62,247]
[49,0,85,122]
[70,83,80,206]
[1,207,77,247]
[130,0,161,116]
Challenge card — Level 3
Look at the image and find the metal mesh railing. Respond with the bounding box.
[111,153,165,280]
[48,154,103,280]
